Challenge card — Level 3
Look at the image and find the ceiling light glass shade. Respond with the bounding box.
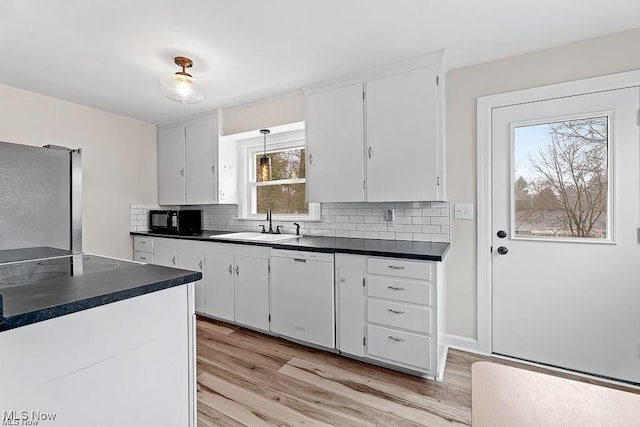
[160,72,205,104]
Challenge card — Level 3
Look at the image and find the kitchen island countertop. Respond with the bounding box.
[131,230,450,261]
[0,247,202,331]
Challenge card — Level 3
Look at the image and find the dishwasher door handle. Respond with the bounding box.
[293,258,307,263]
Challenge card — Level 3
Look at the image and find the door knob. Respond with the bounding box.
[497,230,507,238]
[497,246,508,255]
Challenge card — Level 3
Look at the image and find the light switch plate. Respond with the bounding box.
[454,203,473,220]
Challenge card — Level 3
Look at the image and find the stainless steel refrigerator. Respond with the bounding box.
[0,141,82,251]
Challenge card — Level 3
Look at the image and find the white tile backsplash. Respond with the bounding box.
[130,201,450,242]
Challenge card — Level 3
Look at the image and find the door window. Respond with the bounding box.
[513,116,610,240]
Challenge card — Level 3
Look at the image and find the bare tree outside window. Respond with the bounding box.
[255,147,308,215]
[514,117,609,239]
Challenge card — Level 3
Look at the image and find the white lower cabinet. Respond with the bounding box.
[203,250,235,322]
[336,254,366,357]
[177,249,204,314]
[141,238,269,330]
[233,253,270,331]
[137,236,443,378]
[336,253,440,378]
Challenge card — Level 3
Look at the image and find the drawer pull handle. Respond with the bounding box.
[387,286,405,291]
[388,336,405,342]
[228,264,233,275]
[293,258,307,263]
[387,309,404,314]
[388,265,405,270]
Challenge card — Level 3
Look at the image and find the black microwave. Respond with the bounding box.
[149,210,201,234]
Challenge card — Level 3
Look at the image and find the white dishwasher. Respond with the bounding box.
[270,249,335,349]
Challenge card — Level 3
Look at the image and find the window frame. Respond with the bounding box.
[237,128,320,221]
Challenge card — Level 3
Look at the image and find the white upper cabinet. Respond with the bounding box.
[158,112,236,205]
[184,115,217,205]
[305,51,446,202]
[158,126,186,205]
[306,83,365,202]
[366,66,440,201]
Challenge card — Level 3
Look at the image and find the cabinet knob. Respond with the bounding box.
[211,165,215,174]
[308,154,313,164]
[235,265,239,275]
[171,256,176,266]
[497,246,509,255]
[180,169,184,176]
[340,277,347,283]
[228,264,233,275]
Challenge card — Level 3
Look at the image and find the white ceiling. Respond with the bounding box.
[1,1,639,125]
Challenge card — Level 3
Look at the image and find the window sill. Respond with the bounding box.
[236,215,322,223]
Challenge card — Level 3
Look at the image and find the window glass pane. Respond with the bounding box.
[513,116,609,239]
[255,148,305,181]
[256,183,308,215]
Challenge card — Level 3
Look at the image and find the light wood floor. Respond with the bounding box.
[196,316,639,426]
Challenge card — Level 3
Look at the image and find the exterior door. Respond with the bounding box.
[492,87,640,383]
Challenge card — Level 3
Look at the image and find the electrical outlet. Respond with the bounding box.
[454,203,473,220]
[386,209,395,222]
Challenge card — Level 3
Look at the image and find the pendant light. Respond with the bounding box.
[160,56,205,104]
[258,129,271,182]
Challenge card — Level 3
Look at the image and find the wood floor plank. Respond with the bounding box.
[198,385,272,426]
[196,318,638,427]
[197,353,383,426]
[199,371,332,426]
[197,318,237,336]
[285,357,469,425]
[279,363,469,426]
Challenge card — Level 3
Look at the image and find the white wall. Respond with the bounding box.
[0,85,157,259]
[446,27,640,340]
[220,91,304,136]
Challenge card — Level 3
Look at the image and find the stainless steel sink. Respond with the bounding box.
[210,232,300,242]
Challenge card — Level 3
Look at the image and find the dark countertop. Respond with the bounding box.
[0,249,202,332]
[132,230,449,261]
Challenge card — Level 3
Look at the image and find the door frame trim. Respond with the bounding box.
[476,69,640,354]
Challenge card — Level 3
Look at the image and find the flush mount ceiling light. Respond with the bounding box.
[160,56,205,104]
[258,129,271,182]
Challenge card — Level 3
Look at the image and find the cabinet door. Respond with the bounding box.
[177,249,204,313]
[336,254,366,356]
[306,83,365,202]
[185,115,217,205]
[365,66,440,201]
[234,255,270,331]
[203,251,234,321]
[158,126,186,205]
[153,245,177,268]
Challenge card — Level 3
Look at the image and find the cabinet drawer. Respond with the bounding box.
[367,299,431,334]
[367,276,432,305]
[133,237,153,253]
[134,251,153,264]
[367,324,432,370]
[367,258,431,280]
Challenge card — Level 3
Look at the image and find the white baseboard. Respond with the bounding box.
[441,333,482,353]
